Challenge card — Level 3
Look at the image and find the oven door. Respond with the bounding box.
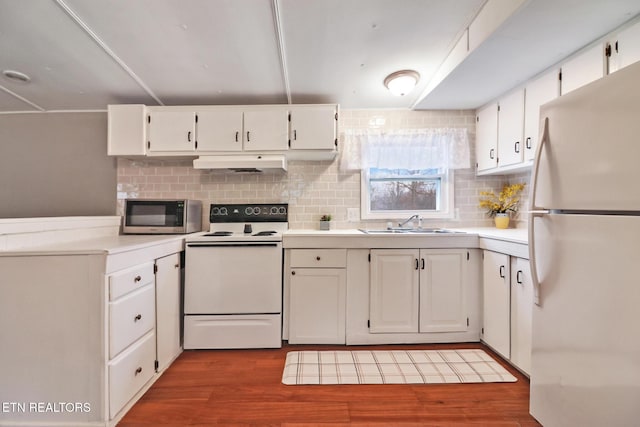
[184,241,282,314]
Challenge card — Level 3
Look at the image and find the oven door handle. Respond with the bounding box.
[187,243,280,248]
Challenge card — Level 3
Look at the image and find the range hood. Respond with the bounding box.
[193,154,287,173]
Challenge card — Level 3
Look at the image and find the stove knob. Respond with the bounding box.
[211,207,219,215]
[270,207,278,215]
[245,207,253,215]
[279,207,287,214]
[253,207,261,215]
[220,207,228,215]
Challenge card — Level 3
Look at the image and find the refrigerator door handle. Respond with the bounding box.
[528,210,546,307]
[528,117,551,307]
[529,117,550,212]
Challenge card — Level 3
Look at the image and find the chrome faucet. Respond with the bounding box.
[397,214,421,229]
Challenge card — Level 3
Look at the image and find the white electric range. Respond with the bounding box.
[183,203,288,349]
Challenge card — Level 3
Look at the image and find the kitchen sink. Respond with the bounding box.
[358,228,463,235]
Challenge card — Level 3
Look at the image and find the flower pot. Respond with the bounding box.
[319,220,331,231]
[494,213,510,229]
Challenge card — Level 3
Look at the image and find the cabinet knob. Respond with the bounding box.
[134,314,142,322]
[174,263,180,269]
[316,256,321,261]
[135,367,142,376]
[134,275,142,282]
[291,271,296,275]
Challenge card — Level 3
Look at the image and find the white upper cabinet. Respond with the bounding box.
[476,102,499,172]
[108,104,146,156]
[560,43,605,95]
[191,108,289,153]
[609,20,640,73]
[289,105,338,150]
[243,109,289,151]
[196,110,243,152]
[107,104,339,160]
[523,69,560,162]
[147,111,196,152]
[497,89,525,168]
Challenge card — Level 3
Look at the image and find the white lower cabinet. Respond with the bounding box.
[0,245,183,427]
[287,249,346,344]
[510,256,533,374]
[154,252,182,372]
[482,250,533,375]
[482,250,511,358]
[109,331,156,418]
[369,249,469,334]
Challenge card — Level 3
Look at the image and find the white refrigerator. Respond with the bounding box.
[529,60,640,426]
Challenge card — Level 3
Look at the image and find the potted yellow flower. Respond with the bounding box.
[479,183,526,229]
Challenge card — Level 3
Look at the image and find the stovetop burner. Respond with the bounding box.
[253,230,276,236]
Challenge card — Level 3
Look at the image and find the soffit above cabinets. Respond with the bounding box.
[0,0,639,113]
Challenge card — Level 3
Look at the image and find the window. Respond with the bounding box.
[340,127,469,220]
[361,167,454,220]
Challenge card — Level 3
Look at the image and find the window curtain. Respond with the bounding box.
[339,128,471,171]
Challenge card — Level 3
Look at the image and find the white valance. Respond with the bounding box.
[339,128,471,171]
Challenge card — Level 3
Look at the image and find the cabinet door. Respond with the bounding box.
[369,249,419,333]
[147,111,196,152]
[482,250,511,358]
[476,102,498,172]
[497,89,525,167]
[243,109,289,151]
[289,105,337,150]
[419,249,468,333]
[196,110,243,152]
[610,21,640,73]
[561,44,604,95]
[155,252,182,372]
[288,268,346,344]
[108,104,146,156]
[510,257,533,375]
[523,69,559,162]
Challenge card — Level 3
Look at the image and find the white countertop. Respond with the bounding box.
[284,227,528,243]
[283,227,528,256]
[0,233,188,256]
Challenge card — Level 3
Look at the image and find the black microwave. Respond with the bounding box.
[123,199,202,234]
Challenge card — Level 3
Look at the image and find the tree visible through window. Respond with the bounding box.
[368,168,441,212]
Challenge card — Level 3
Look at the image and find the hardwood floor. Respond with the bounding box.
[118,342,542,426]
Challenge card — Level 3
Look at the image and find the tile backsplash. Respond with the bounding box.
[117,109,530,230]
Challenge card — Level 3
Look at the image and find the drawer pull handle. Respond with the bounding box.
[134,275,142,282]
[291,271,296,275]
[135,367,142,376]
[174,263,180,269]
[134,314,142,322]
[316,256,321,261]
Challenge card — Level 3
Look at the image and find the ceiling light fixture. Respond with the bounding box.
[384,70,420,96]
[2,69,31,83]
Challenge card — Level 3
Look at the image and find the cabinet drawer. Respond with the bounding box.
[289,249,346,268]
[109,284,155,359]
[109,331,156,418]
[109,262,155,301]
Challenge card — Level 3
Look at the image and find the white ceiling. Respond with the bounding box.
[1,0,639,112]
